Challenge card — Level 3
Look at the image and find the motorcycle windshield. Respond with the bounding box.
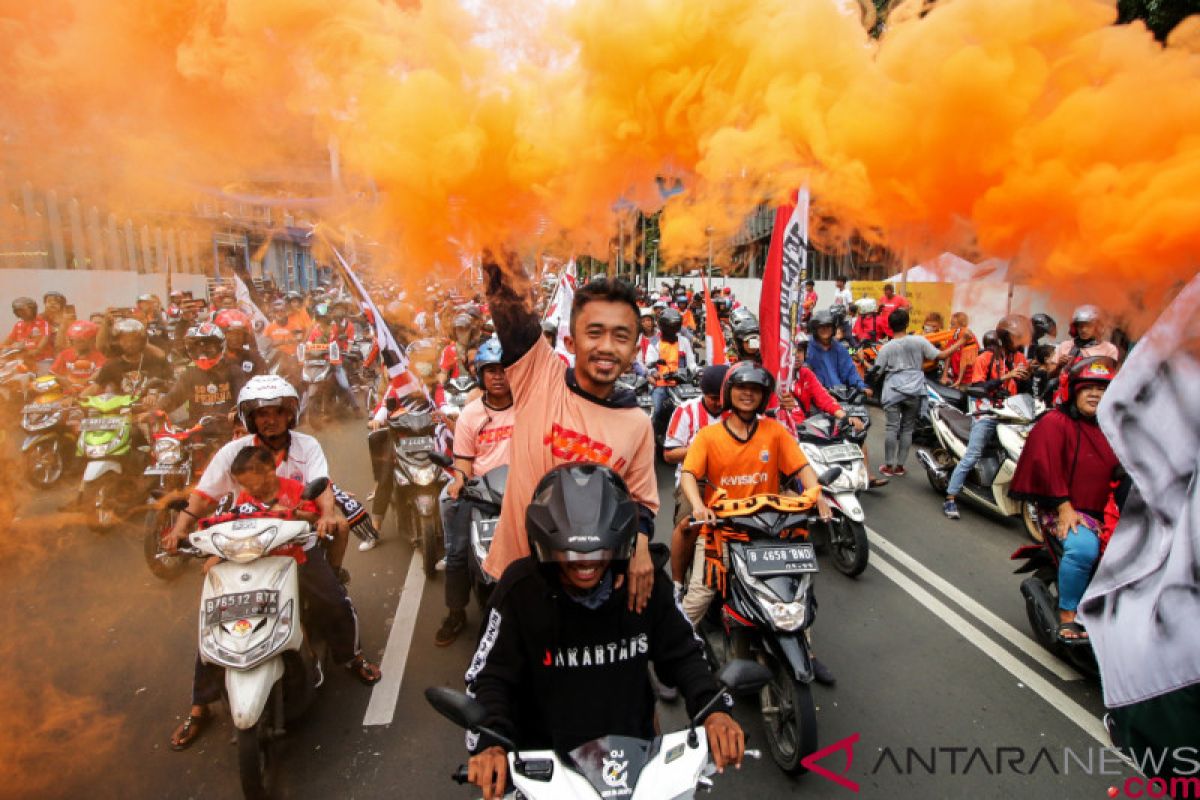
[389,413,434,435]
[725,510,812,540]
[563,735,656,796]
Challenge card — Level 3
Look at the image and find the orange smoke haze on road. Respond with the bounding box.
[1,0,1197,316]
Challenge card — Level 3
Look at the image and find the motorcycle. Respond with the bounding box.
[297,341,344,424]
[916,390,1044,542]
[651,370,701,446]
[914,377,971,449]
[794,390,871,577]
[142,414,225,580]
[616,371,654,416]
[20,374,80,487]
[441,374,477,420]
[386,394,449,577]
[694,476,840,774]
[1010,520,1099,677]
[431,453,507,608]
[426,659,772,800]
[0,345,34,417]
[179,480,331,800]
[75,387,158,532]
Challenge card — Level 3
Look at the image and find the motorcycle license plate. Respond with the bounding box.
[81,417,126,431]
[472,518,498,547]
[144,465,188,476]
[744,543,818,577]
[637,395,654,407]
[23,403,57,413]
[400,436,435,450]
[204,590,280,627]
[819,443,862,463]
[677,385,700,398]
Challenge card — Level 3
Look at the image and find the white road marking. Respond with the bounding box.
[363,553,427,726]
[866,527,1083,682]
[869,550,1109,746]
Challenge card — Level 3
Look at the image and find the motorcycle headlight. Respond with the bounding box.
[154,438,183,465]
[85,442,113,458]
[211,527,278,564]
[731,552,811,632]
[201,600,294,669]
[412,463,440,486]
[24,411,59,432]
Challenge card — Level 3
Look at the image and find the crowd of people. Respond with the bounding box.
[7,260,1186,796]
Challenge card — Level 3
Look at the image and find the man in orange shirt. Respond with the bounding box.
[679,360,835,682]
[482,252,658,612]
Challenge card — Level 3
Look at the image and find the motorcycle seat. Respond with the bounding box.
[940,406,975,444]
[927,380,967,409]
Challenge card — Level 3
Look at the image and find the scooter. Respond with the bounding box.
[426,659,771,799]
[142,414,225,580]
[616,371,654,416]
[914,377,971,449]
[694,478,838,774]
[917,390,1044,542]
[441,375,477,420]
[20,374,80,487]
[431,453,506,608]
[180,479,331,800]
[1010,519,1099,677]
[0,345,34,417]
[297,341,345,424]
[651,369,701,446]
[76,390,152,532]
[386,394,449,577]
[794,392,871,577]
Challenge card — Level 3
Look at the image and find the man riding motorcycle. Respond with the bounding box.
[433,339,514,646]
[464,463,745,800]
[153,323,247,432]
[645,308,695,422]
[214,309,267,378]
[87,318,172,395]
[5,296,53,364]
[304,303,359,413]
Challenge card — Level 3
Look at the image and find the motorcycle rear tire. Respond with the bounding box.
[829,518,870,578]
[419,513,441,579]
[143,508,188,581]
[760,657,818,774]
[236,712,277,800]
[24,439,63,488]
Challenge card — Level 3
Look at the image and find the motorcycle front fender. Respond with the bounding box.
[21,432,56,452]
[82,460,121,483]
[762,631,815,684]
[827,491,864,522]
[225,658,285,731]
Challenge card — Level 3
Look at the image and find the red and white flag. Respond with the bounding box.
[759,187,810,387]
[702,275,727,365]
[543,259,577,365]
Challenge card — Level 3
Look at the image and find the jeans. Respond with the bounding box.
[331,364,358,408]
[192,546,361,705]
[1057,526,1101,612]
[883,396,922,466]
[651,386,671,421]
[946,417,999,498]
[440,483,471,612]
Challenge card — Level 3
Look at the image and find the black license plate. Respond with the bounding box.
[744,544,818,577]
[204,590,280,626]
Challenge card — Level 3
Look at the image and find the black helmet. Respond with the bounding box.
[1031,313,1057,341]
[658,308,683,336]
[699,364,730,396]
[807,309,836,336]
[526,464,638,569]
[722,360,775,414]
[981,329,1000,350]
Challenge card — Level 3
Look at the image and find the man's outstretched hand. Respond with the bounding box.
[627,534,654,614]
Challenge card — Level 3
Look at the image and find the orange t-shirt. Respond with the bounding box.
[482,338,659,580]
[682,418,809,504]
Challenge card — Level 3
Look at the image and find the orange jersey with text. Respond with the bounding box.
[682,418,809,504]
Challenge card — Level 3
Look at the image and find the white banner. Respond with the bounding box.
[233,273,271,339]
[543,259,577,366]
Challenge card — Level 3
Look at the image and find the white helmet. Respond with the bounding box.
[237,374,300,434]
[855,297,878,314]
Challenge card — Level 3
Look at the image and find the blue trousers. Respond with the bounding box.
[1058,526,1101,612]
[946,417,998,498]
[439,483,471,611]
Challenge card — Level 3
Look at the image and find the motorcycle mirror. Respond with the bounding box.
[428,452,453,469]
[818,467,844,486]
[425,687,487,729]
[717,659,773,694]
[301,477,330,501]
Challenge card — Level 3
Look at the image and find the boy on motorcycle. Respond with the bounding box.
[1010,357,1122,643]
[433,339,514,646]
[168,443,381,751]
[465,464,745,800]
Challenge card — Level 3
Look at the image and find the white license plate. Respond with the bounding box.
[400,436,435,450]
[820,443,862,463]
[204,590,279,626]
[745,543,819,577]
[677,386,700,398]
[81,417,126,431]
[145,466,188,476]
[472,518,498,547]
[23,403,58,413]
[637,396,654,407]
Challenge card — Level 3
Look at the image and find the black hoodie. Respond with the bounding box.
[466,557,723,754]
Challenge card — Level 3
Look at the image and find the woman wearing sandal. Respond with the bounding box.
[169,446,381,750]
[1010,357,1123,645]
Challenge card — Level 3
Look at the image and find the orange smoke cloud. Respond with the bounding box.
[1,0,1197,317]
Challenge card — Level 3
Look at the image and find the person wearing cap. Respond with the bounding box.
[1010,357,1122,643]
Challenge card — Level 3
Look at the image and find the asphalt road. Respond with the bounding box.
[2,410,1134,800]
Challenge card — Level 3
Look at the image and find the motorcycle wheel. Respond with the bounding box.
[759,655,818,774]
[419,513,441,578]
[24,439,63,487]
[923,448,952,494]
[84,474,121,533]
[1020,576,1060,651]
[829,518,870,578]
[236,713,277,800]
[1022,501,1045,544]
[143,508,187,581]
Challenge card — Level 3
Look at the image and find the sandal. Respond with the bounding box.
[868,477,890,488]
[169,709,210,751]
[1057,621,1090,644]
[347,655,382,686]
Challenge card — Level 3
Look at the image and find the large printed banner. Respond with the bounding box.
[760,187,809,385]
[850,281,954,332]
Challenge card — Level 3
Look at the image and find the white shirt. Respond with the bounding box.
[832,287,854,307]
[663,396,722,485]
[195,431,330,502]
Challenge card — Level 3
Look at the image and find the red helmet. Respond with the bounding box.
[1068,356,1117,391]
[67,319,99,341]
[214,309,251,331]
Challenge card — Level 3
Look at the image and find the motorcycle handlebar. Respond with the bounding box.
[451,765,469,785]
